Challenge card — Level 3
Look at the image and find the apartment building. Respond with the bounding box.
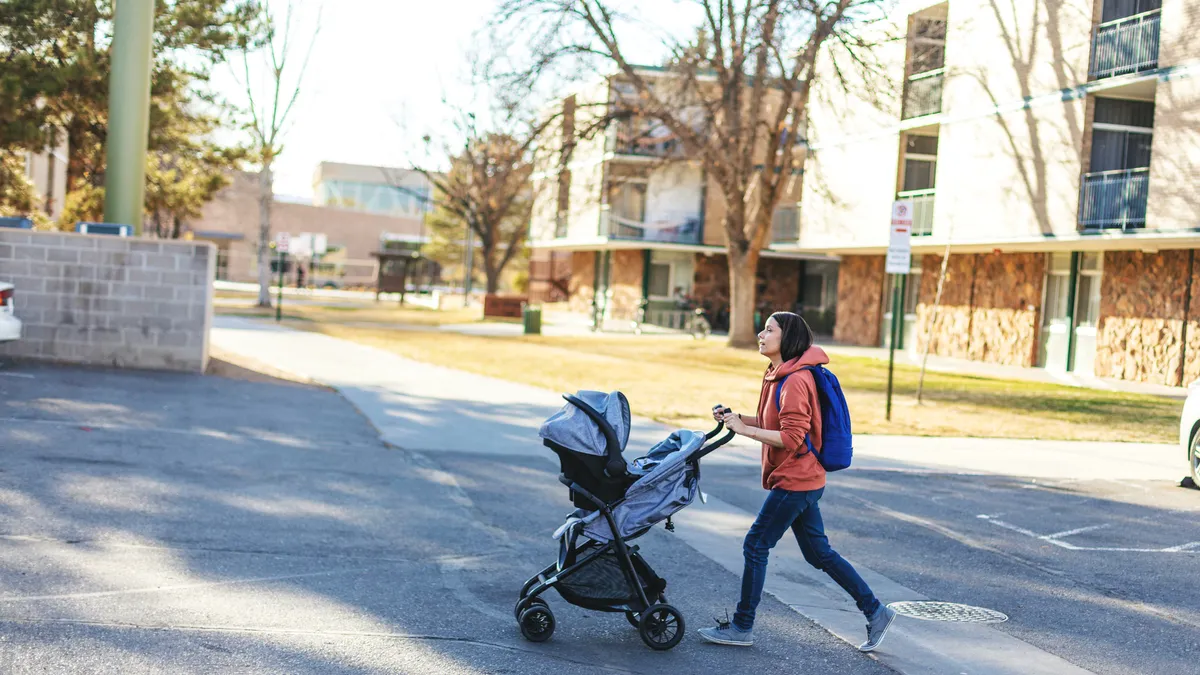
[788,0,1200,386]
[528,72,839,335]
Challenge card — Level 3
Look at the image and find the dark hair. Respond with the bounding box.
[769,312,814,363]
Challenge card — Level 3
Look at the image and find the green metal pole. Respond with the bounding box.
[103,0,156,232]
[276,252,285,322]
[886,274,903,422]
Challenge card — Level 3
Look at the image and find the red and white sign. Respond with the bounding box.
[274,232,290,253]
[887,200,914,274]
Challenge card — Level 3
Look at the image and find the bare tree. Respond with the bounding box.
[408,116,543,296]
[493,0,888,347]
[237,2,320,308]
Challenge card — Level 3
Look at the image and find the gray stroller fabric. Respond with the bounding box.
[539,390,631,456]
[581,430,706,543]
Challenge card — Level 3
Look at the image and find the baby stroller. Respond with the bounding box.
[514,391,735,651]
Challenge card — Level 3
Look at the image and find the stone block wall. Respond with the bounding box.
[1096,250,1191,386]
[0,230,214,372]
[967,253,1044,368]
[692,254,729,308]
[833,255,885,346]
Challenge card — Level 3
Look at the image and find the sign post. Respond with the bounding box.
[274,232,290,322]
[885,201,914,421]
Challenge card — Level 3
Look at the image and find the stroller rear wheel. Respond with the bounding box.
[519,605,556,643]
[638,603,684,651]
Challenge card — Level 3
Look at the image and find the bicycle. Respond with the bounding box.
[685,306,711,340]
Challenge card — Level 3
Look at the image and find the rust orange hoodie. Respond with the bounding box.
[754,345,829,492]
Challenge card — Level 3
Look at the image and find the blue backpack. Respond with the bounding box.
[774,365,853,472]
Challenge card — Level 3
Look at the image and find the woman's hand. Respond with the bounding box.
[711,405,731,423]
[721,410,748,434]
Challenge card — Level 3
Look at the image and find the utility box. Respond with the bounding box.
[522,303,542,335]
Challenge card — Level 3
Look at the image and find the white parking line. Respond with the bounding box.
[1043,524,1111,540]
[977,515,1199,554]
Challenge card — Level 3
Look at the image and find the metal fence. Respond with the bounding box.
[1090,10,1160,79]
[1078,168,1149,231]
[897,189,936,236]
[902,69,945,120]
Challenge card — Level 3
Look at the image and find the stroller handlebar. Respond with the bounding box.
[693,421,736,461]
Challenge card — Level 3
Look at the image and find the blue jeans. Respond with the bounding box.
[733,487,880,631]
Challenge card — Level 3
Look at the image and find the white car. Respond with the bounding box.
[1180,383,1200,485]
[0,282,21,342]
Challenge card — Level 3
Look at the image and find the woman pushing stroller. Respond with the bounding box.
[697,311,897,653]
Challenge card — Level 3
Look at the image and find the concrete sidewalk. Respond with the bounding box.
[210,315,1189,674]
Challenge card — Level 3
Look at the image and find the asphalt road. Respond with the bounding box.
[2,362,1197,674]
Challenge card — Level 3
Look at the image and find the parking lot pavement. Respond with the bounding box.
[0,363,893,675]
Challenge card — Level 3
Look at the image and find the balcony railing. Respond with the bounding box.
[902,68,945,120]
[1090,10,1160,79]
[771,207,800,245]
[1078,167,1149,231]
[601,209,702,245]
[607,119,684,158]
[897,189,936,236]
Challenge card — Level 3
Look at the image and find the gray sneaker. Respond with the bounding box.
[859,605,897,652]
[697,617,754,646]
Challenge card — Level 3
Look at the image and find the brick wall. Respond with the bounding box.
[1096,250,1191,385]
[689,254,800,318]
[0,230,214,372]
[967,253,1045,367]
[833,255,885,346]
[1156,0,1200,69]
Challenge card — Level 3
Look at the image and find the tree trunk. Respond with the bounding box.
[484,255,501,295]
[255,163,274,308]
[727,246,760,348]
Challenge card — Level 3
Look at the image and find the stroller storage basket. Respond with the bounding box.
[555,547,665,611]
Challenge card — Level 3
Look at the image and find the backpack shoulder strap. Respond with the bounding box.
[775,368,818,456]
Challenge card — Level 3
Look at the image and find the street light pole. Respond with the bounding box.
[103,0,156,232]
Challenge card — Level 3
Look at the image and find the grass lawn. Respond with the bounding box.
[299,322,1183,444]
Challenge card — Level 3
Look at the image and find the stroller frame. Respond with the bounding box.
[516,393,735,651]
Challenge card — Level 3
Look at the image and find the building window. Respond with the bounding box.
[1101,0,1161,22]
[1075,252,1104,329]
[902,135,939,192]
[647,262,672,298]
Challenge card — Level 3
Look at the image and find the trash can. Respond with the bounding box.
[522,303,542,335]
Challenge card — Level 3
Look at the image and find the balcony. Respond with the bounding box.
[607,119,684,159]
[902,68,945,120]
[601,209,702,245]
[1090,10,1160,79]
[897,189,936,236]
[771,206,800,245]
[1078,168,1149,231]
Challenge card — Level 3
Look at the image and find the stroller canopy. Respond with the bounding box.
[539,390,631,457]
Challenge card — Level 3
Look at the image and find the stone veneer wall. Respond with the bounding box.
[568,251,595,314]
[913,254,977,360]
[1096,250,1192,386]
[689,254,800,316]
[608,250,644,319]
[966,253,1045,368]
[833,256,885,346]
[1185,252,1200,386]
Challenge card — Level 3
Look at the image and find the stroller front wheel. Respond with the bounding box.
[638,603,684,651]
[519,605,556,643]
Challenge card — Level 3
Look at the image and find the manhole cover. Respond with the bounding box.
[888,601,1008,624]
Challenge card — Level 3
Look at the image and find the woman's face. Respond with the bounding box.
[758,317,782,359]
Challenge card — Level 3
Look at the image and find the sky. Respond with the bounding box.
[212,0,696,200]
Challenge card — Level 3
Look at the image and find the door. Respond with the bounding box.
[1038,253,1073,371]
[1071,252,1104,376]
[880,256,923,350]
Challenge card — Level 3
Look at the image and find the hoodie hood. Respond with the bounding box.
[764,345,830,381]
